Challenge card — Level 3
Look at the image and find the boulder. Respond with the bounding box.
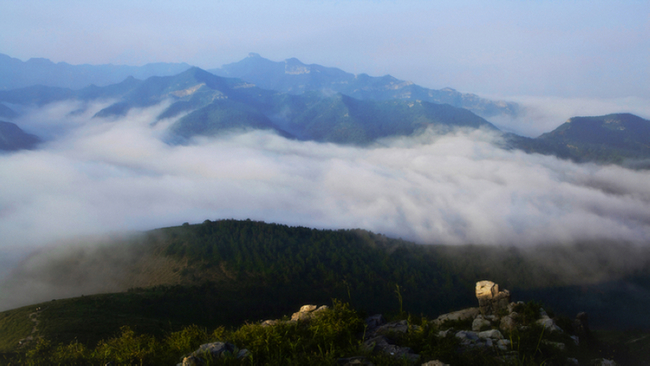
[537,309,562,333]
[455,330,479,345]
[499,314,517,332]
[496,339,511,351]
[478,329,503,340]
[291,304,328,321]
[376,319,409,334]
[472,315,491,331]
[433,307,479,325]
[476,280,510,316]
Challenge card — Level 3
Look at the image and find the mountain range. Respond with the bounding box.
[210,53,519,119]
[0,53,191,91]
[1,53,649,166]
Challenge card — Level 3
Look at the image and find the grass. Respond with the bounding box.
[0,305,36,352]
[2,299,647,366]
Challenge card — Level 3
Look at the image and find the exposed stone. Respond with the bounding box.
[455,330,479,345]
[290,304,327,321]
[188,342,235,358]
[433,307,479,325]
[472,315,491,331]
[496,339,511,351]
[537,309,563,333]
[438,328,455,338]
[236,349,250,359]
[300,304,318,312]
[261,319,280,327]
[376,319,409,334]
[476,281,511,316]
[363,325,420,362]
[500,314,517,332]
[478,329,503,340]
[476,280,499,298]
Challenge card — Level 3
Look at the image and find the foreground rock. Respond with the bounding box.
[178,342,249,366]
[179,284,610,365]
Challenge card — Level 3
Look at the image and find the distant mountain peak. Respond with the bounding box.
[285,58,310,75]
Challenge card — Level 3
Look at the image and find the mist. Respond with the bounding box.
[3,101,650,250]
[2,100,650,309]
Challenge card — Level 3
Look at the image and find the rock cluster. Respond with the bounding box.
[178,283,615,366]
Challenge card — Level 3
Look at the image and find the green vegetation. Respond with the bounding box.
[511,113,650,167]
[2,219,650,364]
[3,300,640,365]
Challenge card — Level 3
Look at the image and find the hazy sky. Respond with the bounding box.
[1,0,648,100]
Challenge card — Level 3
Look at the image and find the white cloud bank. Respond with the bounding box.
[2,102,650,260]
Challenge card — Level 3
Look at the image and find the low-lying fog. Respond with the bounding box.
[2,100,650,309]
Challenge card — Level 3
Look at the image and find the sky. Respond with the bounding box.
[1,0,648,101]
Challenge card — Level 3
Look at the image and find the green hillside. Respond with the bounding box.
[2,219,650,364]
[511,113,650,167]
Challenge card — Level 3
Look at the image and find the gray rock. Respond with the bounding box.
[236,348,250,359]
[455,330,479,345]
[496,339,511,351]
[537,315,563,333]
[365,314,386,330]
[472,316,491,331]
[376,319,409,334]
[433,307,479,325]
[478,329,503,340]
[500,314,517,332]
[189,342,235,358]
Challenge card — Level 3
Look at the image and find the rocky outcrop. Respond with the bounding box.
[362,316,420,363]
[179,284,605,366]
[476,280,510,316]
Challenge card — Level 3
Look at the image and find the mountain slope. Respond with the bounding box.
[2,219,650,337]
[210,53,519,119]
[510,113,650,166]
[0,121,40,151]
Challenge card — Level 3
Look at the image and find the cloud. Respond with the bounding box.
[2,100,650,309]
[3,102,650,250]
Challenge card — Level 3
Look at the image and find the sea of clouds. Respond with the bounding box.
[3,100,650,252]
[2,100,650,309]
